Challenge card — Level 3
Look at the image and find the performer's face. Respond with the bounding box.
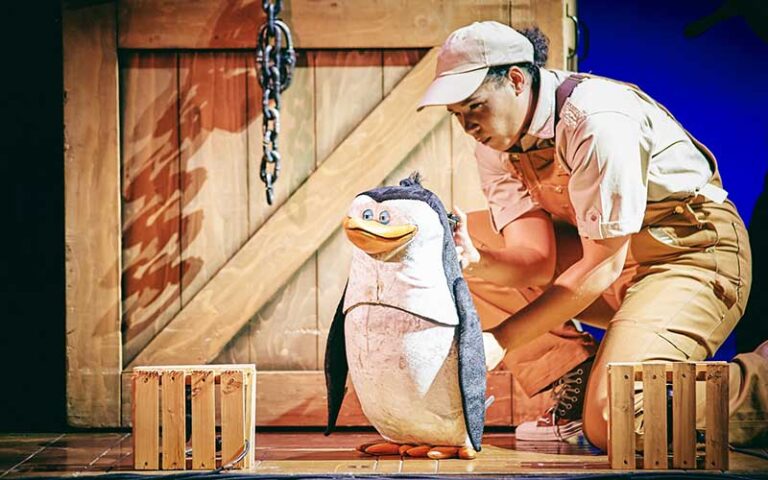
[447,66,533,152]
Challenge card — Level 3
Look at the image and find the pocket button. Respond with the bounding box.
[674,205,685,214]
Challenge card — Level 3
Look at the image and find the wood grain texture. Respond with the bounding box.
[383,50,428,96]
[250,264,318,370]
[642,363,667,470]
[127,48,447,368]
[220,371,245,469]
[563,0,578,71]
[255,371,367,427]
[705,364,729,471]
[64,0,122,428]
[179,52,249,304]
[510,0,569,69]
[314,50,383,367]
[238,51,318,370]
[247,52,316,234]
[672,362,696,469]
[161,370,185,470]
[243,368,256,468]
[119,0,510,49]
[608,364,635,470]
[191,370,216,469]
[384,47,452,205]
[386,117,452,203]
[120,52,182,364]
[119,0,261,49]
[132,371,159,469]
[451,117,488,213]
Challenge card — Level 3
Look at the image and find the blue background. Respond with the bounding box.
[576,0,768,360]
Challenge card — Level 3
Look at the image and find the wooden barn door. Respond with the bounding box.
[64,0,577,428]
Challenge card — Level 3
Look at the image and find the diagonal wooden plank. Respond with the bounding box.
[128,48,447,368]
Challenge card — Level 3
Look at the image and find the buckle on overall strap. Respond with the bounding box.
[697,183,728,203]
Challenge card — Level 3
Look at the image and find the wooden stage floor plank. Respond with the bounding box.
[1,430,767,477]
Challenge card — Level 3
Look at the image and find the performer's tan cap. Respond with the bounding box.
[418,21,534,111]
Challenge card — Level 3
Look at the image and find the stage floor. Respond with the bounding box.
[1,430,767,477]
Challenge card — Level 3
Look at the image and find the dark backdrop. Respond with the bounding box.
[0,0,765,431]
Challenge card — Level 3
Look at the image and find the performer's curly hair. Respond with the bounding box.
[485,26,550,87]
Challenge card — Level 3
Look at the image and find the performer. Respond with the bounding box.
[418,20,768,449]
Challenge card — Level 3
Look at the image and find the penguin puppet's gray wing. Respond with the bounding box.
[453,276,487,452]
[324,284,348,435]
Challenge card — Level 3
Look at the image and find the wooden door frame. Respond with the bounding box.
[64,0,573,427]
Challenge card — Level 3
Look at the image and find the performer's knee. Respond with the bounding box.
[582,375,610,451]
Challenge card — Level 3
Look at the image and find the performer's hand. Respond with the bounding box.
[452,206,480,270]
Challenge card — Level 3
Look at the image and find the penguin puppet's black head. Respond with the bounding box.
[343,173,458,266]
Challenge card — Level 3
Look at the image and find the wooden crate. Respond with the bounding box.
[608,362,729,471]
[132,365,256,471]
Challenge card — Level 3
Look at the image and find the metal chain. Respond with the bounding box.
[257,0,296,205]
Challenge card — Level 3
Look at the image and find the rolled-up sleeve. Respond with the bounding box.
[565,112,650,239]
[475,143,538,233]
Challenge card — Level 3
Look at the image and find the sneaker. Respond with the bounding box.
[515,357,592,442]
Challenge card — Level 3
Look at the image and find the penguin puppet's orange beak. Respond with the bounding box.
[343,217,417,255]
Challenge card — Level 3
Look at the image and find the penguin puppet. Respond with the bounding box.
[324,173,487,460]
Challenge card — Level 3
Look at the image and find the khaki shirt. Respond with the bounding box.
[477,69,718,239]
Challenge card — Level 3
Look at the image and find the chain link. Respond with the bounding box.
[257,0,296,205]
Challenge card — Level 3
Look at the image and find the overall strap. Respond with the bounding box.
[553,72,725,196]
[554,74,589,124]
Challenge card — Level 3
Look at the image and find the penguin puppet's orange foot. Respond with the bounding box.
[357,441,477,459]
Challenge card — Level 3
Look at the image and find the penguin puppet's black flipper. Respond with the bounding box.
[453,276,487,452]
[324,284,349,435]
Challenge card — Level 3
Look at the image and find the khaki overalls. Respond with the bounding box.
[464,76,767,450]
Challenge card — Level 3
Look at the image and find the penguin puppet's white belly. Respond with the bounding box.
[345,304,469,447]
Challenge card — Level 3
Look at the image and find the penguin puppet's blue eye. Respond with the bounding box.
[378,210,390,224]
[362,209,374,221]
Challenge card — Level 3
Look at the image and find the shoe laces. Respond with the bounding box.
[547,367,584,441]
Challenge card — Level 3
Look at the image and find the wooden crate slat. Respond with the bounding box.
[133,371,160,469]
[705,364,729,470]
[220,371,245,469]
[642,363,668,470]
[191,370,216,469]
[243,369,257,468]
[672,362,696,469]
[610,362,727,382]
[161,370,186,470]
[608,364,635,470]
